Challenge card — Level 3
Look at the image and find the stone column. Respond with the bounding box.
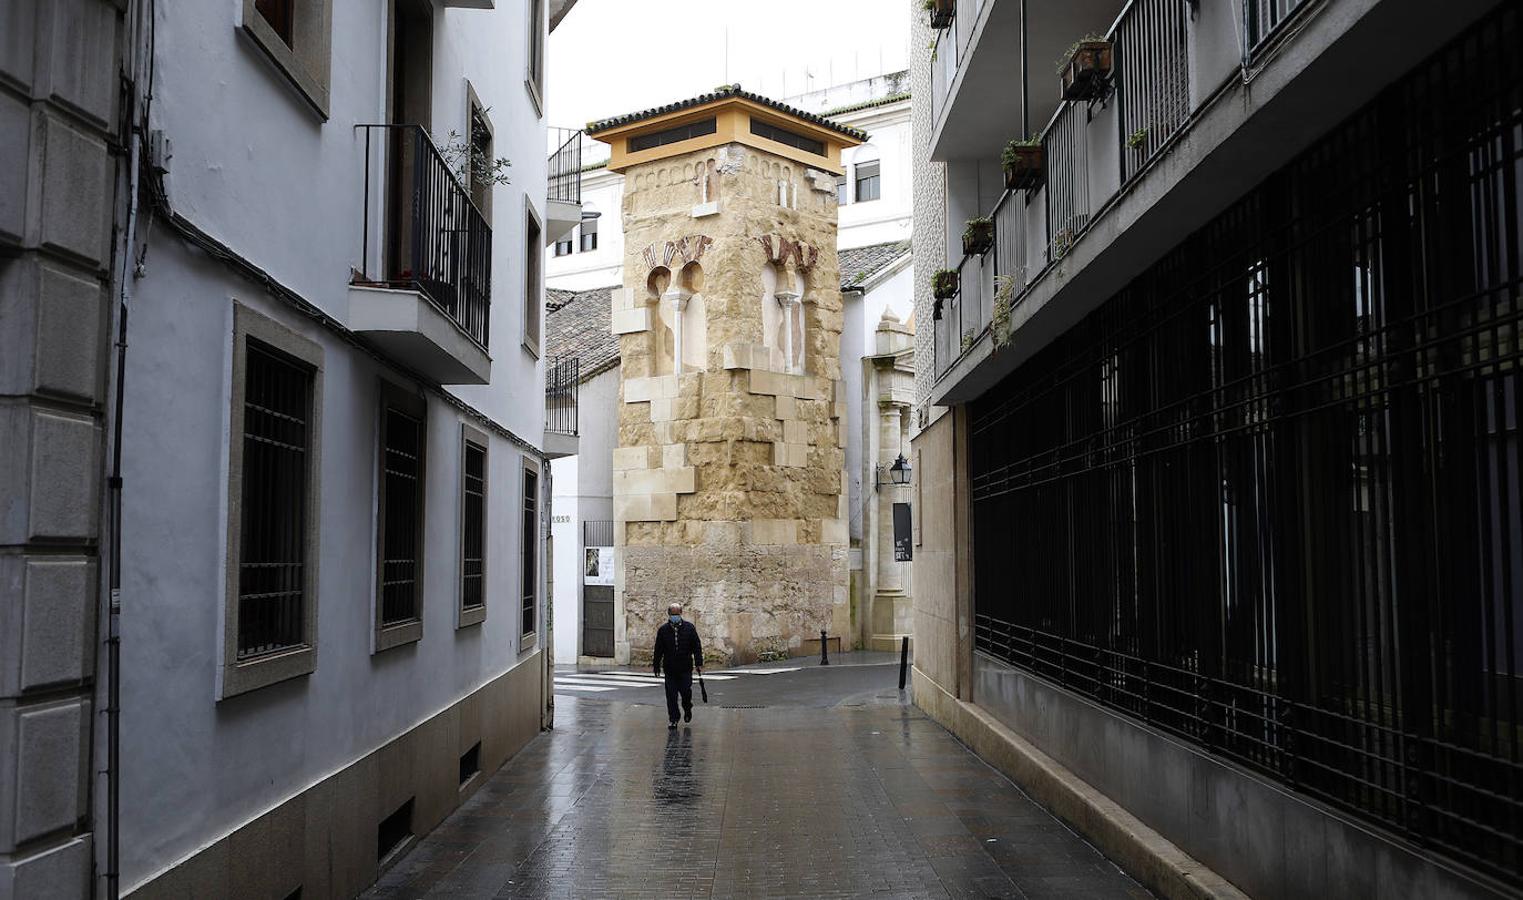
[0,1,122,894]
[664,286,691,373]
[775,290,801,374]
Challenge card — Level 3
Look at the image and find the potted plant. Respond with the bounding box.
[1002,138,1044,191]
[962,217,994,256]
[924,0,954,30]
[991,275,1016,349]
[1058,34,1112,101]
[932,268,959,301]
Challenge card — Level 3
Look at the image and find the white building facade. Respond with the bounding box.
[18,1,586,896]
[546,73,917,662]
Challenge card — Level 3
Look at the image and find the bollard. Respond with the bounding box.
[820,629,830,666]
[898,636,909,690]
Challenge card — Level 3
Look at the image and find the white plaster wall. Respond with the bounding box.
[838,113,914,250]
[120,1,551,889]
[546,168,624,291]
[843,265,914,547]
[551,455,580,663]
[151,1,546,442]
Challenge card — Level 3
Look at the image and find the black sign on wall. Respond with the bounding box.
[893,503,913,562]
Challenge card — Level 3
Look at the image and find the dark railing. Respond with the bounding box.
[358,124,491,348]
[1043,100,1089,260]
[546,355,579,436]
[1115,0,1190,182]
[1246,0,1311,50]
[549,127,583,205]
[969,4,1523,881]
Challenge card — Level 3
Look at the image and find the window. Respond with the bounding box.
[459,425,488,628]
[521,460,539,640]
[628,117,717,153]
[254,0,294,44]
[554,237,573,256]
[749,118,825,157]
[579,216,599,252]
[241,0,332,117]
[466,85,494,220]
[524,202,543,356]
[376,383,425,650]
[836,174,849,206]
[222,304,323,700]
[855,160,881,202]
[525,0,545,113]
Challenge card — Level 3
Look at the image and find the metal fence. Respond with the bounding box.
[358,123,492,348]
[1043,100,1089,261]
[549,127,583,205]
[1246,0,1312,50]
[969,5,1523,881]
[1115,0,1191,182]
[546,355,579,436]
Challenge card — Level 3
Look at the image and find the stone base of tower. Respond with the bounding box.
[621,528,849,667]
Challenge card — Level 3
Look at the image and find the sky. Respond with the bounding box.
[546,0,910,131]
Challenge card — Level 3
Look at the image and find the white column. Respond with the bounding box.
[775,290,801,373]
[663,287,692,373]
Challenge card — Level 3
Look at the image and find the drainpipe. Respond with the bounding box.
[1020,0,1028,139]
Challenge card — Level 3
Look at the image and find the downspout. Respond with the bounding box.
[1020,0,1029,139]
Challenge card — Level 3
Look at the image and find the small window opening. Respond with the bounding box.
[459,741,482,786]
[255,0,295,45]
[377,798,415,863]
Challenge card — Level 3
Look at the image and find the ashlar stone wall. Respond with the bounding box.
[611,142,851,665]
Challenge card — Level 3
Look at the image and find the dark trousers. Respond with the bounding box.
[663,671,693,722]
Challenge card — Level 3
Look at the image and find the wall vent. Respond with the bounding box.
[376,798,415,864]
[459,741,482,787]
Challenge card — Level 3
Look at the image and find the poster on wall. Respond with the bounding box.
[584,546,614,586]
[893,503,913,562]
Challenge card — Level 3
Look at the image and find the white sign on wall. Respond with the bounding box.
[584,546,614,586]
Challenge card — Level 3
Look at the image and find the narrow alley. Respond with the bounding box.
[365,661,1148,899]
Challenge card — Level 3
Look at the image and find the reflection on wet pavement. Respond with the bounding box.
[364,666,1150,899]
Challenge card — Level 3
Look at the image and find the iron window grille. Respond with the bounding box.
[461,438,486,612]
[969,4,1523,882]
[379,403,424,627]
[749,117,825,157]
[521,465,539,637]
[237,342,312,659]
[545,355,579,436]
[628,117,716,153]
[548,127,583,204]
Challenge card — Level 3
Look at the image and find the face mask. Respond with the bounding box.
[669,614,682,625]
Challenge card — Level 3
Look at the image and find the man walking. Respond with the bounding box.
[653,603,703,728]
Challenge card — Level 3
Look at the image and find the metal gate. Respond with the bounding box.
[581,520,614,658]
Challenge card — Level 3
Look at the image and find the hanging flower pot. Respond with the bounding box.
[924,0,954,30]
[962,217,994,257]
[1058,37,1113,102]
[1002,140,1044,191]
[932,268,959,301]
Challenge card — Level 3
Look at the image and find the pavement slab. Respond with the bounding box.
[364,662,1149,899]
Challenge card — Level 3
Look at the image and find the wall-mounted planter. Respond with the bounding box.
[932,268,960,301]
[927,0,954,30]
[963,218,994,257]
[1002,143,1044,191]
[1059,39,1113,101]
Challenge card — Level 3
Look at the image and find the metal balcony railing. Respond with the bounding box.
[1115,0,1190,182]
[358,124,492,348]
[548,127,583,205]
[545,355,579,436]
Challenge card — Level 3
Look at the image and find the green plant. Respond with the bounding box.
[1056,32,1107,74]
[992,275,1017,349]
[932,268,959,300]
[962,216,993,245]
[1002,137,1041,168]
[961,333,975,354]
[1127,127,1148,149]
[438,125,513,189]
[1051,227,1076,261]
[922,0,935,9]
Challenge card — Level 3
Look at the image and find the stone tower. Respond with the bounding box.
[588,86,865,665]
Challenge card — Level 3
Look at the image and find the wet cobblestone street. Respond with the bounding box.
[366,663,1148,899]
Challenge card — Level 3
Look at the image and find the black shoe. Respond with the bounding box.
[668,720,678,729]
[684,708,692,723]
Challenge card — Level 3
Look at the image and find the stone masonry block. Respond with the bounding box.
[39,0,119,127]
[0,407,99,544]
[611,307,651,335]
[650,493,677,521]
[623,376,655,403]
[38,112,110,266]
[0,0,36,93]
[662,443,688,468]
[613,466,695,496]
[748,369,787,398]
[649,398,675,422]
[0,556,95,697]
[750,519,798,545]
[821,518,848,545]
[783,419,809,446]
[0,258,106,402]
[612,446,650,471]
[774,395,796,421]
[0,91,29,246]
[0,834,90,900]
[0,696,90,848]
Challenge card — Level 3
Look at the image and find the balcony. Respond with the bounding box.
[929,0,1498,404]
[543,354,579,458]
[351,124,492,385]
[546,127,583,245]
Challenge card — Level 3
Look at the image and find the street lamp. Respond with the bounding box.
[875,454,912,491]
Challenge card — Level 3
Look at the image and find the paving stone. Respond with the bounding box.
[362,665,1147,899]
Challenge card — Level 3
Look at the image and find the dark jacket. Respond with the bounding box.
[653,619,702,677]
